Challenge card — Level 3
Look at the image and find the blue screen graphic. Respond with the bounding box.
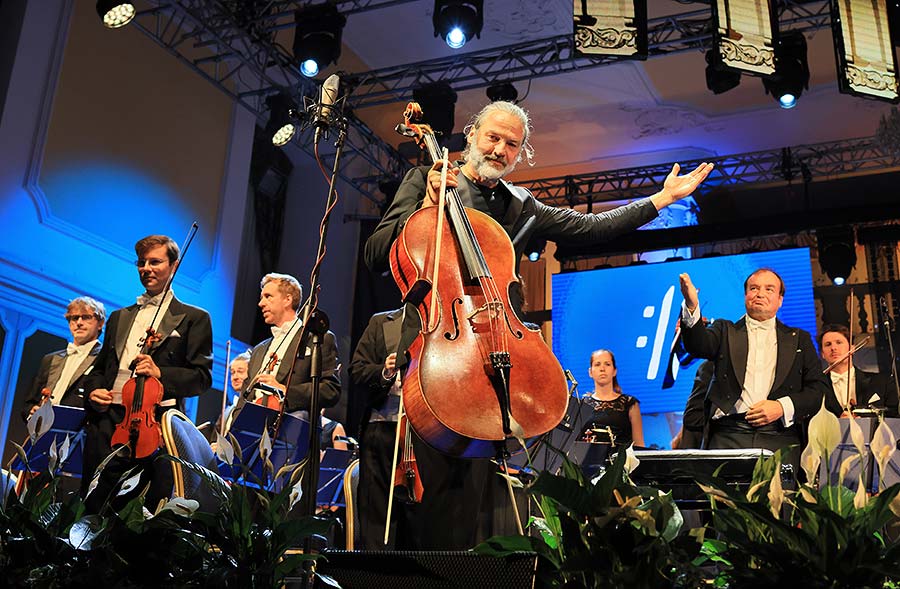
[551,248,816,414]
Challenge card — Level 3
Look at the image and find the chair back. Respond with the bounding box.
[162,410,221,512]
[342,458,360,550]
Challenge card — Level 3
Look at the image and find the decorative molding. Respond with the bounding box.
[719,38,774,70]
[621,104,726,139]
[576,26,637,53]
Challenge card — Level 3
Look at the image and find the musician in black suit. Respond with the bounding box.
[232,273,340,419]
[678,269,829,469]
[363,101,713,549]
[349,308,421,549]
[81,234,213,509]
[819,324,896,418]
[23,296,105,420]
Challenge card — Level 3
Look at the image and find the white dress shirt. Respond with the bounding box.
[829,366,856,410]
[50,339,98,404]
[113,290,175,393]
[682,303,796,425]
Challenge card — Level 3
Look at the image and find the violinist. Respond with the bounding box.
[22,296,105,420]
[820,324,896,418]
[364,100,713,550]
[232,273,340,419]
[81,234,213,509]
[349,309,419,549]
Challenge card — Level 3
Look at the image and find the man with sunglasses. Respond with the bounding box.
[81,234,213,510]
[22,296,106,420]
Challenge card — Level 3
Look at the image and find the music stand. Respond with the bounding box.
[219,403,310,493]
[11,405,86,478]
[316,448,352,508]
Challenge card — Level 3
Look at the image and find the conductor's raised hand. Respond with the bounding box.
[679,273,700,313]
[424,160,460,207]
[650,162,715,210]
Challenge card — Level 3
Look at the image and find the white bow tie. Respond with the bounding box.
[137,293,162,307]
[271,324,291,339]
[746,318,774,333]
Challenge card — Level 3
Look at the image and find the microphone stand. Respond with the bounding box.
[882,299,900,413]
[295,115,348,589]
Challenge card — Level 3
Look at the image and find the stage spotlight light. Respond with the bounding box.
[486,82,518,103]
[817,227,857,286]
[433,0,483,49]
[97,1,135,28]
[705,49,741,95]
[412,82,458,138]
[525,237,547,262]
[762,32,809,109]
[293,3,346,78]
[266,93,298,147]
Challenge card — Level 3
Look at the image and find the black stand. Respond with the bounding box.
[290,119,348,589]
[882,298,900,409]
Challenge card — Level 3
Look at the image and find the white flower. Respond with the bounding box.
[800,442,821,485]
[871,418,897,492]
[808,401,841,460]
[768,460,784,517]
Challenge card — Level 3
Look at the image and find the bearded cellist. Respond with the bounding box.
[364,100,714,550]
[82,234,213,512]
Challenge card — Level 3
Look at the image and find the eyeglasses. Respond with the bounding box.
[65,314,97,323]
[135,258,168,268]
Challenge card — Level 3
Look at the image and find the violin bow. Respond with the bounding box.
[220,339,231,438]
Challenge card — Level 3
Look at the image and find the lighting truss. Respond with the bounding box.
[346,1,831,108]
[129,0,834,201]
[516,136,900,207]
[129,0,412,202]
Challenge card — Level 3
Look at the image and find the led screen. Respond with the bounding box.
[552,248,816,414]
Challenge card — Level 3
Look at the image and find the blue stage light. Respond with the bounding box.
[446,27,466,48]
[300,59,319,78]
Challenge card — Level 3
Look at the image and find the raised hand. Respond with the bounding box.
[651,162,715,210]
[679,273,700,312]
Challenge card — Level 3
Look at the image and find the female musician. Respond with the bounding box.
[583,349,644,448]
[363,101,711,550]
[82,234,213,511]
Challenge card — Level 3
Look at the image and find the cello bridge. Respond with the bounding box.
[466,300,504,321]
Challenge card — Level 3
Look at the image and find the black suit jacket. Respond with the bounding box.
[823,368,897,417]
[238,326,341,413]
[681,316,828,424]
[364,165,659,274]
[23,342,101,420]
[83,296,214,416]
[678,360,714,449]
[349,309,405,425]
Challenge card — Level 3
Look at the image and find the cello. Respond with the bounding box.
[111,223,198,459]
[389,103,568,458]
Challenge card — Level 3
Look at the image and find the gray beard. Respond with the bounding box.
[468,150,515,181]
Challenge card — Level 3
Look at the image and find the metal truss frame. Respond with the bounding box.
[517,136,900,208]
[345,1,831,108]
[129,0,413,202]
[128,0,844,205]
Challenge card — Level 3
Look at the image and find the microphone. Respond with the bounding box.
[564,369,578,388]
[314,74,341,144]
[882,297,893,328]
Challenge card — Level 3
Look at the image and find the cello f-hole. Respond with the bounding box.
[445,298,463,340]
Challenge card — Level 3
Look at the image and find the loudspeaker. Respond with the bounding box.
[312,550,537,589]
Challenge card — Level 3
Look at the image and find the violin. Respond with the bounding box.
[389,103,568,458]
[112,330,165,459]
[249,352,285,411]
[392,412,423,503]
[111,223,198,460]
